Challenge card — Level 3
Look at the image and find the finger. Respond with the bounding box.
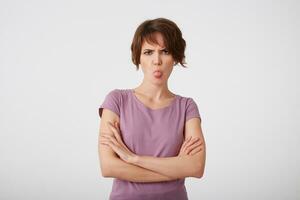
[100,138,113,147]
[99,135,110,144]
[103,139,121,155]
[102,131,132,155]
[100,140,110,146]
[108,122,130,151]
[114,122,124,140]
[102,139,129,162]
[99,135,112,147]
[101,134,120,147]
[186,141,203,155]
[184,137,201,151]
[108,122,123,143]
[99,131,112,136]
[181,136,192,150]
[115,121,120,131]
[185,136,192,142]
[189,146,203,155]
[100,136,123,155]
[186,139,202,149]
[185,139,203,154]
[107,122,122,143]
[180,136,192,154]
[99,135,113,143]
[100,143,109,147]
[99,136,107,143]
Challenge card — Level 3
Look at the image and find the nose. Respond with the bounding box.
[152,52,162,65]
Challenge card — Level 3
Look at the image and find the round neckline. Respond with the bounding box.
[129,89,178,111]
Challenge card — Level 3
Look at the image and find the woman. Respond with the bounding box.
[98,17,206,200]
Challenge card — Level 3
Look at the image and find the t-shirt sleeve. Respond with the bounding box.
[185,98,201,122]
[98,89,121,118]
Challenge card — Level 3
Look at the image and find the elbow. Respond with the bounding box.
[101,168,111,178]
[191,152,206,179]
[99,154,120,178]
[101,167,110,177]
[192,163,205,179]
[100,163,113,178]
[194,170,204,179]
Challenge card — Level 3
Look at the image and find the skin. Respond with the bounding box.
[100,121,203,162]
[99,32,206,179]
[133,31,176,107]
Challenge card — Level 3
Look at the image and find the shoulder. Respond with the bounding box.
[99,88,130,118]
[105,88,121,97]
[176,93,201,122]
[104,88,130,99]
[176,93,198,107]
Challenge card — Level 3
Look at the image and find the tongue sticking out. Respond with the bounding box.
[154,71,162,78]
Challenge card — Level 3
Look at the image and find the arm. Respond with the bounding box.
[131,118,206,179]
[102,154,177,183]
[132,153,201,180]
[98,108,176,182]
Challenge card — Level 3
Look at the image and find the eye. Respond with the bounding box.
[143,51,152,55]
[162,49,169,54]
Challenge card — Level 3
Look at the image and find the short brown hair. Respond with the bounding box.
[131,18,187,70]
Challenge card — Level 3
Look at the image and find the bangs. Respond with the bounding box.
[142,32,167,49]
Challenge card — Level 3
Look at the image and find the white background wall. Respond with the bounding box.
[1,0,299,199]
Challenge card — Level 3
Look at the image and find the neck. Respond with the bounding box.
[133,81,174,101]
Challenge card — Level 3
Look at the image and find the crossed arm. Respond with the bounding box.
[98,109,206,182]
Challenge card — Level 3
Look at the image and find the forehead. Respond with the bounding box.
[141,32,166,49]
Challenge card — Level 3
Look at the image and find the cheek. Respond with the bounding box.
[166,56,174,64]
[164,58,175,71]
[140,55,150,64]
[140,64,150,75]
[165,67,174,76]
[140,56,151,71]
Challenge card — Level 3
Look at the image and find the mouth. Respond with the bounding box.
[153,70,163,78]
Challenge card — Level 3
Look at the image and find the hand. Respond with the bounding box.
[178,136,203,157]
[99,121,137,164]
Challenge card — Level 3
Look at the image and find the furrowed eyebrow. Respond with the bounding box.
[143,48,168,51]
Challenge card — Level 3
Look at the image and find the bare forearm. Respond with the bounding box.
[131,155,201,179]
[105,157,179,183]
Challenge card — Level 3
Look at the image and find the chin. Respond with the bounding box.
[152,79,166,85]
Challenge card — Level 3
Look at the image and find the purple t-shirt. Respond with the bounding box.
[98,89,201,200]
